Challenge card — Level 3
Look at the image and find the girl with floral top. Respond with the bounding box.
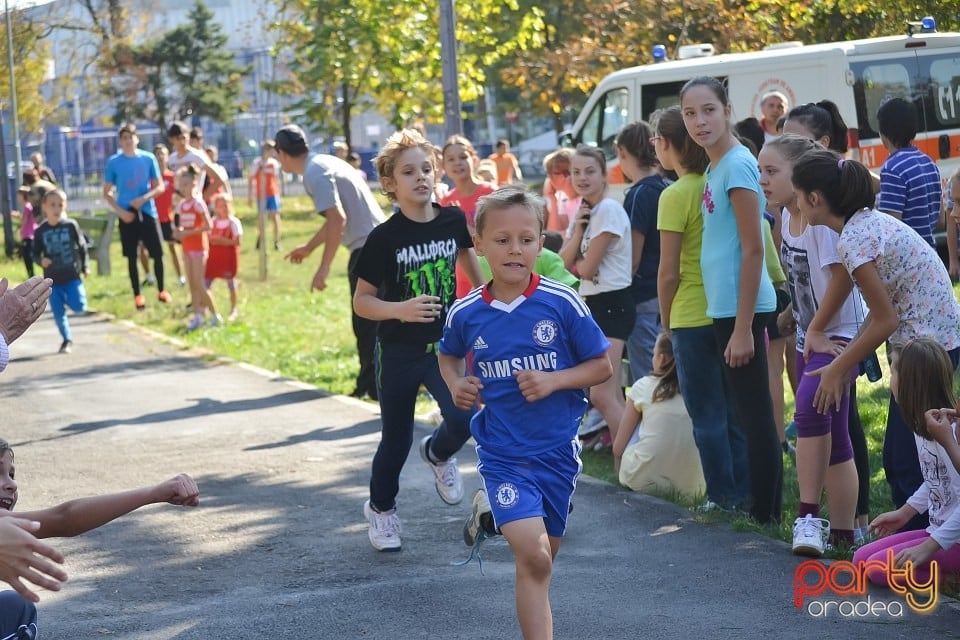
[794,149,960,532]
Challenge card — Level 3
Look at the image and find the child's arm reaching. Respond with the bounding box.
[613,401,641,475]
[514,354,612,403]
[11,473,199,539]
[353,278,442,323]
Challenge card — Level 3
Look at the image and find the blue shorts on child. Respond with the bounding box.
[478,439,582,538]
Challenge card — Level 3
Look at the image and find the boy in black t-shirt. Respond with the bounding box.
[33,189,88,354]
[352,129,484,552]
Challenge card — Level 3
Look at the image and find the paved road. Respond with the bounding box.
[3,313,958,639]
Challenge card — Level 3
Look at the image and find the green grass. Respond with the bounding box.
[3,197,954,561]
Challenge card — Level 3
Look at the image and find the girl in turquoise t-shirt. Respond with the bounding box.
[680,76,782,525]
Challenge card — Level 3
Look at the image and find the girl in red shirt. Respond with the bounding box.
[174,165,219,330]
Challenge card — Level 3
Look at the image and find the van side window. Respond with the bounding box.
[852,61,913,140]
[927,56,960,130]
[640,81,691,122]
[577,87,630,159]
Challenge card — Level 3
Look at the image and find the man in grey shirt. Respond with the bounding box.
[276,125,385,400]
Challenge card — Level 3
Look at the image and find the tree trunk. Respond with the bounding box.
[341,82,352,150]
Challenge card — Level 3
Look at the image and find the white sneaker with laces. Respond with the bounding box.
[463,488,494,546]
[363,500,401,552]
[419,435,464,505]
[792,514,830,557]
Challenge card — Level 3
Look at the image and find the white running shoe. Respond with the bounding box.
[792,514,830,557]
[463,488,494,546]
[419,435,464,505]
[363,500,401,552]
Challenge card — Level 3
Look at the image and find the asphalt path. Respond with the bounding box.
[2,312,957,639]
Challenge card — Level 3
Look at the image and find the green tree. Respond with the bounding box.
[0,10,55,133]
[93,0,249,128]
[270,0,542,145]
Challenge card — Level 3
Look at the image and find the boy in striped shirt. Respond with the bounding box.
[877,98,942,246]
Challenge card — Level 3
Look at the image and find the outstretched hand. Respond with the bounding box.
[153,474,200,507]
[0,276,52,344]
[284,245,312,264]
[0,517,67,602]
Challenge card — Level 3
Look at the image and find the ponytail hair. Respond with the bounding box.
[651,333,680,403]
[651,106,709,175]
[791,149,874,222]
[615,121,658,168]
[785,100,849,153]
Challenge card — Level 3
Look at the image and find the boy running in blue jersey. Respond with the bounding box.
[439,187,612,640]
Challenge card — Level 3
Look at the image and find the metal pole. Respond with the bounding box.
[4,0,21,195]
[73,96,85,196]
[438,0,462,139]
[0,105,11,258]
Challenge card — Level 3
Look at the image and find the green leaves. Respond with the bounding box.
[269,0,541,141]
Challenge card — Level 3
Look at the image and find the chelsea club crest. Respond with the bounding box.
[496,483,520,509]
[532,320,558,347]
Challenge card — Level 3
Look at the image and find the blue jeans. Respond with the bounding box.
[369,340,474,512]
[672,324,749,507]
[49,279,87,342]
[627,297,661,383]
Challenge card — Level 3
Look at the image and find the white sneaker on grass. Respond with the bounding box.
[792,514,830,557]
[419,435,464,505]
[363,500,401,552]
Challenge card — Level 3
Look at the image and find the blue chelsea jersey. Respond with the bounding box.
[440,274,610,456]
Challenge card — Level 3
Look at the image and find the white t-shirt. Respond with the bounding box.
[780,208,860,349]
[838,209,960,349]
[619,375,706,496]
[578,197,633,296]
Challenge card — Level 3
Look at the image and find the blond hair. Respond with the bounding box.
[474,186,545,236]
[375,129,435,202]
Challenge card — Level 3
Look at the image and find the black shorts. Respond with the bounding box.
[119,209,164,259]
[767,288,793,341]
[160,221,178,243]
[584,287,636,341]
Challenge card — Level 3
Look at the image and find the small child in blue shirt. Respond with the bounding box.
[439,186,611,639]
[32,189,88,354]
[876,97,942,246]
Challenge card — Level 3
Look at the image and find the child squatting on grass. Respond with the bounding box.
[439,186,612,640]
[0,438,199,638]
[852,339,960,586]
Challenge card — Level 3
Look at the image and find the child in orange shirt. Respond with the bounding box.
[174,165,219,330]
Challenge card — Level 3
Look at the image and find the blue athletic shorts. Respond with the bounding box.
[264,195,281,213]
[477,439,582,537]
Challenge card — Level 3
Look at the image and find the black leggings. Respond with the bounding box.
[713,313,783,524]
[20,238,33,278]
[847,383,870,517]
[127,254,165,296]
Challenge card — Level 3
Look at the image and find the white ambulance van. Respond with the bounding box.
[562,19,960,201]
